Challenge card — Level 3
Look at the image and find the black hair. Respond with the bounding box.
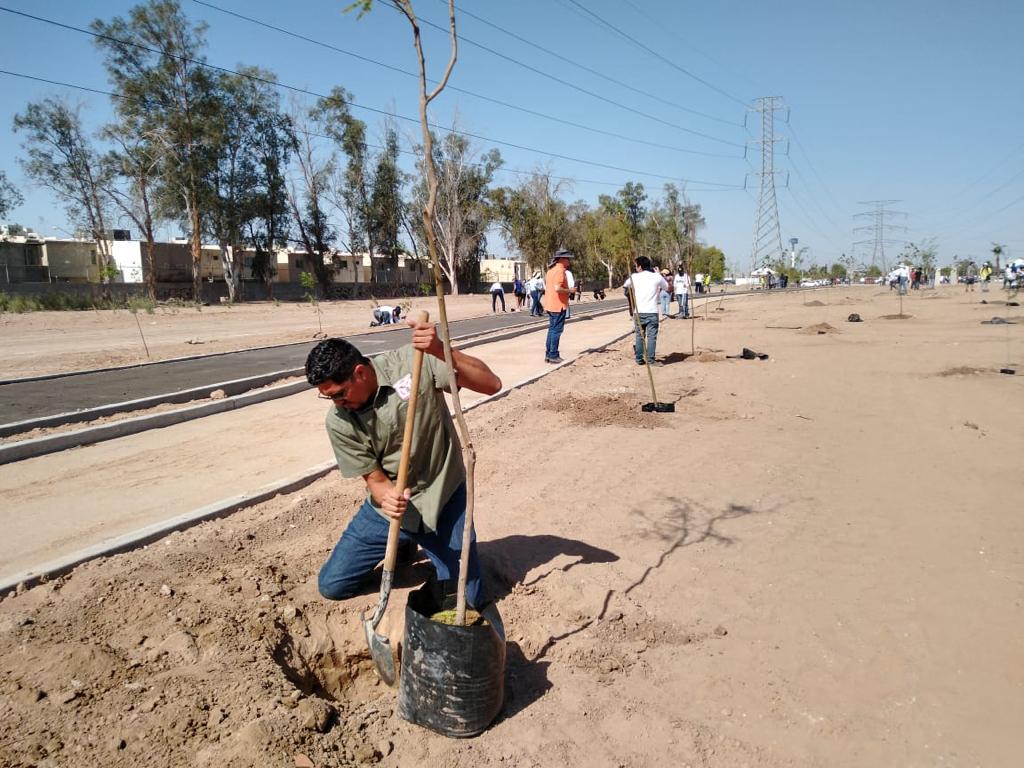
[635,255,653,271]
[305,338,370,386]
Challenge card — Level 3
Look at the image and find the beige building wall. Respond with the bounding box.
[45,240,101,283]
[479,258,526,284]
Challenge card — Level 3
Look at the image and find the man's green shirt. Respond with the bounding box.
[324,346,464,532]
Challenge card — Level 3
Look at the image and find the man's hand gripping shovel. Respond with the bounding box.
[361,310,428,686]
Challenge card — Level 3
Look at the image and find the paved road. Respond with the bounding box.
[0,299,628,425]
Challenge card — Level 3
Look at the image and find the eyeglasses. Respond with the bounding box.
[317,379,352,402]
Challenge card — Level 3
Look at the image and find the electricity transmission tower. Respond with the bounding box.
[853,200,907,271]
[748,96,787,274]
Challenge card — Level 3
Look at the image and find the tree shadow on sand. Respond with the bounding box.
[493,499,773,720]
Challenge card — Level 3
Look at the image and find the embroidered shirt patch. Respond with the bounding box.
[394,373,413,401]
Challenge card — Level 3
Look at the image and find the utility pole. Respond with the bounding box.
[853,200,907,272]
[748,96,787,276]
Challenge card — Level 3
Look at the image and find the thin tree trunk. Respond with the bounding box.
[397,0,475,624]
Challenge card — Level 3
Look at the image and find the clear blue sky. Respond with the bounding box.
[1,0,1022,272]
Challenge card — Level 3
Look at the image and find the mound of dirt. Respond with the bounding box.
[880,313,913,320]
[538,392,676,428]
[799,322,839,335]
[935,366,992,377]
[803,300,826,307]
[693,351,724,362]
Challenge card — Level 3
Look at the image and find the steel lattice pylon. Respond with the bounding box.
[853,200,907,272]
[748,96,786,274]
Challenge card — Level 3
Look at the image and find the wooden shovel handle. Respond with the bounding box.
[382,309,429,572]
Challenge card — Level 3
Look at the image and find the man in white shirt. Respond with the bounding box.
[674,266,691,318]
[694,272,705,294]
[623,255,669,365]
[371,305,400,326]
[489,280,506,312]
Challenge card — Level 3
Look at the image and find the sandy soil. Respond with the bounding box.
[1,286,1023,767]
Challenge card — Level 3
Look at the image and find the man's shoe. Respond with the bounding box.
[545,356,564,364]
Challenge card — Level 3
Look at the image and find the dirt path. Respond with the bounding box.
[1,286,1022,768]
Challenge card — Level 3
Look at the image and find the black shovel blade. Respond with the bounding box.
[641,402,675,412]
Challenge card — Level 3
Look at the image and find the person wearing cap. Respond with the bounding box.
[542,248,574,363]
[304,321,504,631]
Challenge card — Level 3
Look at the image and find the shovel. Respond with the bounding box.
[626,283,674,413]
[361,310,429,685]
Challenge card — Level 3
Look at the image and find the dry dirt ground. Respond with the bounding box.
[1,286,1022,767]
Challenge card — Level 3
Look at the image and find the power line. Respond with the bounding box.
[784,153,845,239]
[390,1,746,147]
[0,68,746,197]
[561,0,749,108]
[190,0,741,160]
[432,0,741,128]
[618,0,765,95]
[786,121,846,221]
[0,6,741,188]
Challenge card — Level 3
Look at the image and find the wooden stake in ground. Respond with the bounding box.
[131,309,150,358]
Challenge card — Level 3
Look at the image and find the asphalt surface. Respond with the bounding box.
[0,300,628,425]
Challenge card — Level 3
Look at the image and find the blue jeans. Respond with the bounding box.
[676,293,689,318]
[634,313,659,363]
[545,309,566,359]
[318,482,488,609]
[530,291,542,316]
[659,290,670,316]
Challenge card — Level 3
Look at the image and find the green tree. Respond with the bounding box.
[0,171,22,220]
[493,169,571,274]
[13,98,114,279]
[92,0,219,302]
[616,181,647,249]
[288,108,335,293]
[371,126,404,283]
[314,86,371,293]
[412,131,500,293]
[575,205,631,288]
[201,68,287,303]
[245,79,292,299]
[100,125,163,300]
[991,242,1005,271]
[698,245,726,282]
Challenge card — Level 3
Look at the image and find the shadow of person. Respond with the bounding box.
[495,641,552,722]
[478,535,619,602]
[660,351,692,364]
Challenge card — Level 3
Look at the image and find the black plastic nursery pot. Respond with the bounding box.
[397,585,505,737]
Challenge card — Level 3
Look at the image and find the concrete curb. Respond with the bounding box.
[0,367,303,440]
[0,303,627,459]
[0,378,309,465]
